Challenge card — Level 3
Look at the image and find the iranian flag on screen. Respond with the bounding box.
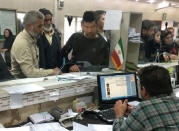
[111,38,124,70]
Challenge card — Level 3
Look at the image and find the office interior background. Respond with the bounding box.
[1,0,179,45]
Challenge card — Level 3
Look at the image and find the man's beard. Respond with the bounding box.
[84,32,96,39]
[29,29,41,39]
[43,24,53,33]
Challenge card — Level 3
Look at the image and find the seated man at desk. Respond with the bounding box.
[11,10,60,78]
[113,65,179,131]
[61,11,108,72]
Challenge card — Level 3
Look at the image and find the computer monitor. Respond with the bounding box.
[0,54,14,81]
[97,73,138,104]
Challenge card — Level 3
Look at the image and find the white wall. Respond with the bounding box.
[1,0,179,44]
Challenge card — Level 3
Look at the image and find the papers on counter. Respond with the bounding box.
[0,126,31,131]
[2,84,44,94]
[0,122,69,131]
[73,122,112,131]
[88,124,112,131]
[2,84,44,109]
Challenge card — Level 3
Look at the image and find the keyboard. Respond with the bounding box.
[98,108,116,123]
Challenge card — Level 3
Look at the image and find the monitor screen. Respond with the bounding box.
[97,73,138,104]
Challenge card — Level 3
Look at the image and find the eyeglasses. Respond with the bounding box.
[44,18,52,22]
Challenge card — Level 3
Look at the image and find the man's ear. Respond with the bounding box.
[142,29,146,35]
[141,86,150,99]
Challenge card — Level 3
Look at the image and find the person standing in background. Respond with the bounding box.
[1,29,15,69]
[95,10,110,65]
[139,20,154,63]
[145,27,161,62]
[38,8,64,73]
[160,31,178,62]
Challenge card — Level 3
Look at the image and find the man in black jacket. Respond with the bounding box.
[38,8,64,72]
[61,11,108,72]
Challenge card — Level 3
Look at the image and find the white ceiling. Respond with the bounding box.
[128,0,179,9]
[128,0,179,4]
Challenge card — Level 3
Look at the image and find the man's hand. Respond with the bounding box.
[52,67,62,75]
[0,49,8,53]
[125,104,134,115]
[69,65,80,72]
[170,54,178,60]
[114,99,128,118]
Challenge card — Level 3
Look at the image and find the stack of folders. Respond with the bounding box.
[29,112,54,124]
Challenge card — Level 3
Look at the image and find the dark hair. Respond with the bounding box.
[151,27,161,43]
[4,29,13,39]
[138,65,173,96]
[167,27,174,32]
[94,10,106,23]
[39,8,52,16]
[82,11,95,23]
[142,20,155,30]
[161,30,172,45]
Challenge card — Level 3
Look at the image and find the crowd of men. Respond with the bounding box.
[10,9,109,78]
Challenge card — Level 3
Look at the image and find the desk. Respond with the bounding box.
[0,73,97,127]
[138,61,179,69]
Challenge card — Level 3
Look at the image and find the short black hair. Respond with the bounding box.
[94,10,106,23]
[138,65,173,96]
[39,8,52,16]
[142,20,155,30]
[82,11,95,23]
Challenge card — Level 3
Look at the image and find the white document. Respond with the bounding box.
[128,101,140,106]
[0,126,30,131]
[73,122,94,131]
[88,124,112,131]
[49,91,59,101]
[104,10,122,30]
[32,122,69,131]
[2,84,45,94]
[10,93,23,109]
[59,73,92,80]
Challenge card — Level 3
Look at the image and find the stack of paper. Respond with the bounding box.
[29,112,54,124]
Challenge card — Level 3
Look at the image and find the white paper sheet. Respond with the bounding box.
[49,91,59,101]
[88,124,112,131]
[0,126,30,131]
[73,122,94,131]
[10,93,23,109]
[104,10,122,30]
[128,101,140,106]
[22,122,69,131]
[2,84,45,94]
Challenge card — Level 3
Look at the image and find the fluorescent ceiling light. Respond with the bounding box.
[147,0,156,4]
[156,1,170,10]
[171,3,176,6]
